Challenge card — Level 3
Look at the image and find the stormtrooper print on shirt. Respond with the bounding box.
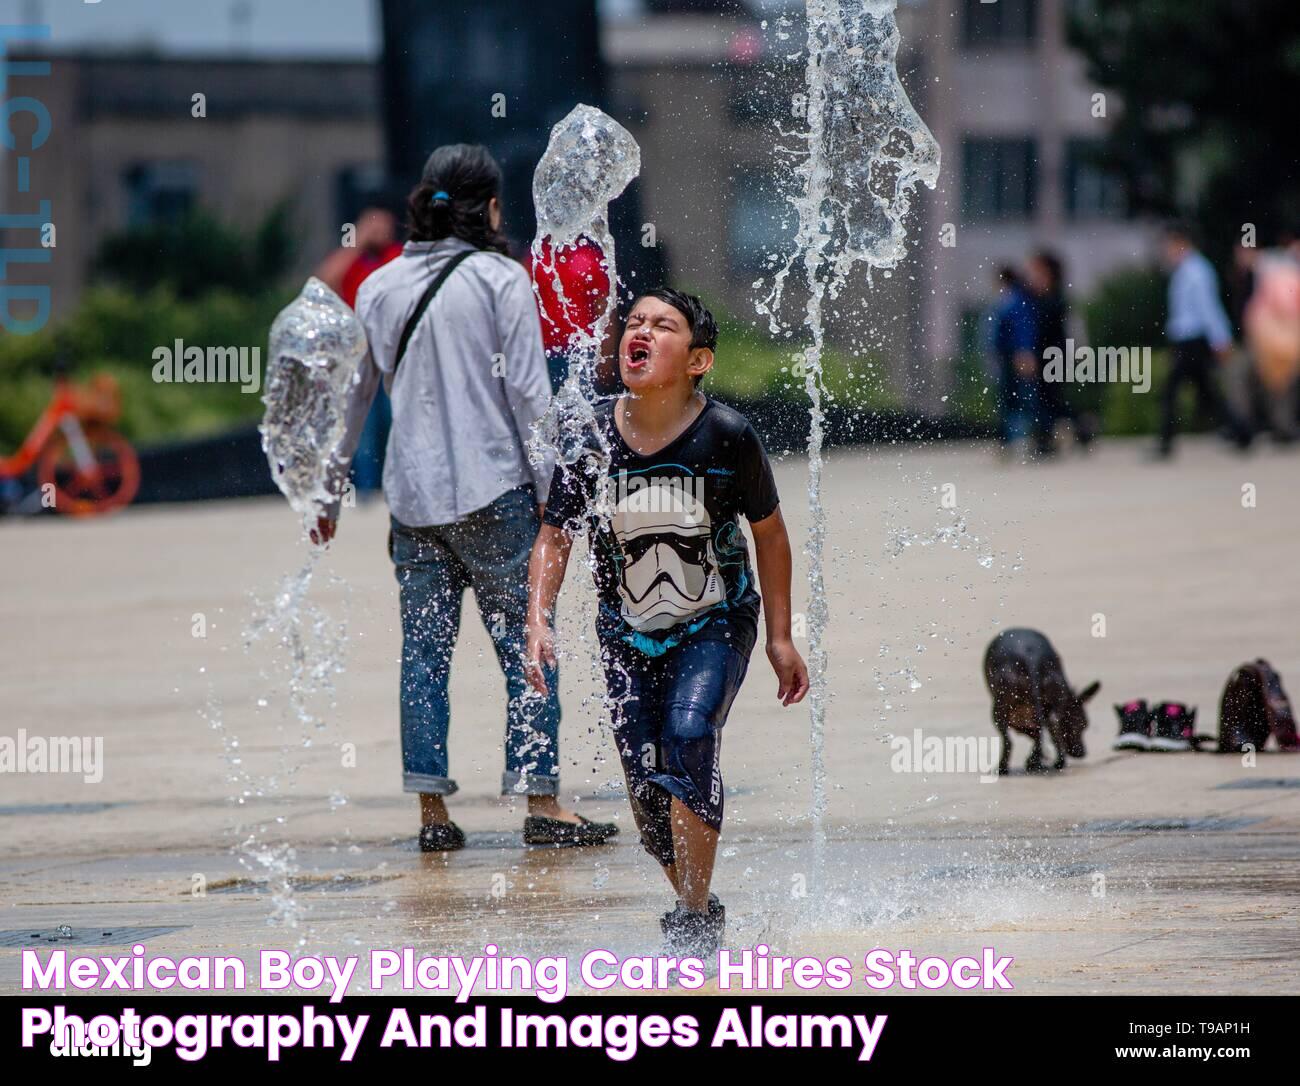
[609,468,725,631]
[543,396,780,658]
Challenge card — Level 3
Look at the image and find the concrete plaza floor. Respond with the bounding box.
[2,436,1298,995]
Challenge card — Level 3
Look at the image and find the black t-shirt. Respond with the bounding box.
[542,395,780,659]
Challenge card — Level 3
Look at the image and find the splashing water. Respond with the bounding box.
[763,1,940,874]
[236,553,351,931]
[528,104,640,475]
[206,278,364,934]
[526,104,643,766]
[260,277,369,526]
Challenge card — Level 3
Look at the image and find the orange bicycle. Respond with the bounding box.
[0,367,140,516]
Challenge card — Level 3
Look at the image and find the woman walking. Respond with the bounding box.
[319,144,617,852]
[1027,250,1093,454]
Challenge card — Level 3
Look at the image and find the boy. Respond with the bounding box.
[524,287,809,957]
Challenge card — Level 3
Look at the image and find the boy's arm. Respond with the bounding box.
[750,507,810,706]
[524,522,574,694]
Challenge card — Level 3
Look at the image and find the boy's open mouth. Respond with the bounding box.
[627,344,651,367]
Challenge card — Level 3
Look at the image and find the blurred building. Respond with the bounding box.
[603,0,1155,408]
[0,52,385,319]
[3,0,1152,411]
[909,0,1155,404]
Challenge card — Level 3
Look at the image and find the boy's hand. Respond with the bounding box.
[766,638,810,706]
[524,619,556,695]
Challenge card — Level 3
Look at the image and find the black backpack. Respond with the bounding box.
[1218,660,1299,753]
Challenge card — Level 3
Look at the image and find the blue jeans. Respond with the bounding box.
[389,484,561,797]
[997,360,1038,445]
[602,635,750,865]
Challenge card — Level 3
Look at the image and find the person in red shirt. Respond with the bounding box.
[528,235,617,392]
[315,207,402,304]
[340,210,404,307]
[314,207,403,491]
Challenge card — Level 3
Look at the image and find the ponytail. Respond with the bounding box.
[407,144,509,254]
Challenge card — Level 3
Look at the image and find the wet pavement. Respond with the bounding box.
[3,437,1298,994]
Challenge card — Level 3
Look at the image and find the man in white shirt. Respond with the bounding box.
[1157,223,1252,457]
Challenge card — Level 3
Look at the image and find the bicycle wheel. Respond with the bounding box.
[36,423,141,517]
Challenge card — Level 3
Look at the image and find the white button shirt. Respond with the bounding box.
[332,237,555,526]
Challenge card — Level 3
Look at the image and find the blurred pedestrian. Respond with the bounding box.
[314,207,402,304]
[342,209,404,305]
[1243,239,1300,443]
[1027,250,1093,454]
[988,266,1039,456]
[317,144,617,852]
[1228,241,1259,337]
[1154,223,1252,458]
[1224,241,1260,429]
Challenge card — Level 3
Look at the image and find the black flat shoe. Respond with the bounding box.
[523,814,619,847]
[419,822,466,852]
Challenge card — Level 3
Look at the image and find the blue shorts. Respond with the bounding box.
[602,635,750,866]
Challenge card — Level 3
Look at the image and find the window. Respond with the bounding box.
[728,168,794,276]
[123,161,197,227]
[961,137,1037,221]
[962,0,1037,48]
[1064,139,1127,220]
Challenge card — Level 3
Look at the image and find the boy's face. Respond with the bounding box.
[620,296,713,393]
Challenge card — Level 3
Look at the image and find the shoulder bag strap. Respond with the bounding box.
[392,249,476,376]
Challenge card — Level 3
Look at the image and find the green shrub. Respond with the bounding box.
[1081,264,1171,435]
[946,351,998,428]
[1082,264,1166,358]
[0,286,289,453]
[94,204,295,301]
[1099,348,1168,435]
[706,309,899,413]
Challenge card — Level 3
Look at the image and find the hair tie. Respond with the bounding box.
[432,190,451,205]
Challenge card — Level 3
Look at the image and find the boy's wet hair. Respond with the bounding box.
[635,286,718,386]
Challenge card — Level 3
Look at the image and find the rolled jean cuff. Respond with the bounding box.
[403,773,459,796]
[501,770,559,797]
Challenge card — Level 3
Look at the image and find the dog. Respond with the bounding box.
[983,628,1100,774]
